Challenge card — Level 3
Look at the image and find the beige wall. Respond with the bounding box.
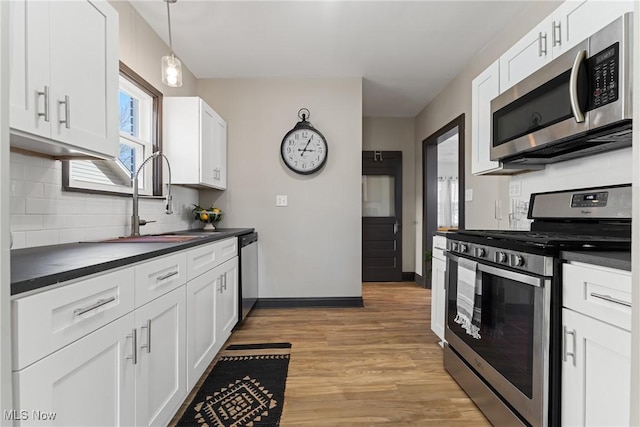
[197,78,363,299]
[362,117,416,273]
[413,1,562,275]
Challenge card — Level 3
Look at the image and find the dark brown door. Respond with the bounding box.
[362,151,402,282]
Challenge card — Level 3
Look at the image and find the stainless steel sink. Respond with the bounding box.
[100,234,207,243]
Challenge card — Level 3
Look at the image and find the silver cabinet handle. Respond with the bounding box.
[126,328,137,365]
[393,221,399,234]
[140,319,152,353]
[222,272,227,291]
[563,326,576,366]
[36,86,49,122]
[569,50,587,123]
[552,21,562,47]
[217,276,223,293]
[157,271,179,281]
[59,95,70,128]
[73,297,115,316]
[590,292,631,308]
[538,32,547,57]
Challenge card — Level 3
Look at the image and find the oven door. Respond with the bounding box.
[444,252,551,427]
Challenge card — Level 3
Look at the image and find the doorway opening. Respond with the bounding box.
[362,151,402,282]
[422,115,465,284]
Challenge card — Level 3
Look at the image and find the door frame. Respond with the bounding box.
[422,114,465,285]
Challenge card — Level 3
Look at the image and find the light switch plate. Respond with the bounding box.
[465,189,473,202]
[276,195,288,207]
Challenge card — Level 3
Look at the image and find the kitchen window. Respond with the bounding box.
[63,63,163,196]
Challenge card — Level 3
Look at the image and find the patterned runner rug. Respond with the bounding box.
[176,343,291,427]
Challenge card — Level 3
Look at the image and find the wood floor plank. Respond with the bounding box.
[225,282,490,426]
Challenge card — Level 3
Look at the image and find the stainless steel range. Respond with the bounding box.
[443,184,631,427]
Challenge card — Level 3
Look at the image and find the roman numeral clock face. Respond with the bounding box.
[280,127,328,174]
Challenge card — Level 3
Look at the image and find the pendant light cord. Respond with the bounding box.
[166,1,174,53]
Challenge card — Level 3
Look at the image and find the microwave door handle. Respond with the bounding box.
[569,49,587,123]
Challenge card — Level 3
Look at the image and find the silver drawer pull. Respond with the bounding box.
[36,86,49,122]
[140,319,151,354]
[563,326,576,366]
[126,328,137,365]
[156,271,179,281]
[73,297,115,316]
[59,95,70,129]
[590,292,631,308]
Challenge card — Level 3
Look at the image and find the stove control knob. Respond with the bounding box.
[451,242,459,252]
[511,255,525,267]
[460,244,468,254]
[496,252,507,263]
[475,247,486,258]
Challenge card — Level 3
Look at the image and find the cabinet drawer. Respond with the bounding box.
[563,262,631,331]
[187,237,238,281]
[135,252,187,307]
[12,267,135,370]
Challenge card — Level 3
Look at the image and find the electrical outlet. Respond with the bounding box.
[276,195,288,207]
[509,181,522,197]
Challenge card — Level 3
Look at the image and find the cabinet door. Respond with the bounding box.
[499,20,550,92]
[13,313,135,427]
[9,0,51,139]
[134,287,187,427]
[186,267,221,390]
[471,60,501,175]
[551,0,633,58]
[430,257,446,342]
[217,257,239,341]
[49,0,118,158]
[212,112,228,189]
[562,309,631,427]
[199,100,217,187]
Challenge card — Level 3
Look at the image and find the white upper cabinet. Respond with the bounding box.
[9,0,119,160]
[499,20,550,92]
[471,61,501,175]
[164,97,228,190]
[500,0,633,92]
[551,1,634,58]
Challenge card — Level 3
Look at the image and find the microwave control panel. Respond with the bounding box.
[591,43,619,109]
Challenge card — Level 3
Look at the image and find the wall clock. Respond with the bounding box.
[280,108,328,175]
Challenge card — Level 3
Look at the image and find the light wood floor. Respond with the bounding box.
[226,282,490,426]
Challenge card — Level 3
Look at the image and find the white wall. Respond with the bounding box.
[413,1,562,275]
[197,78,363,299]
[9,1,201,248]
[362,117,416,274]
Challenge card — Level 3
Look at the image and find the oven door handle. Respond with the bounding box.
[446,251,544,288]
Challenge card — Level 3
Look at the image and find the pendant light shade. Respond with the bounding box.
[161,0,182,88]
[162,53,182,87]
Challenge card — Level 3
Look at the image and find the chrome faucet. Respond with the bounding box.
[131,151,173,236]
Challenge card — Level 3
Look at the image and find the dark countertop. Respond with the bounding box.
[561,251,631,272]
[11,228,254,296]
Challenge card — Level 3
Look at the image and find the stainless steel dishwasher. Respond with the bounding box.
[238,232,258,325]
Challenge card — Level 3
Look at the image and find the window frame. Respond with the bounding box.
[62,62,164,197]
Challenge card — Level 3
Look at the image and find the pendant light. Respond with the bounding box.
[161,0,182,88]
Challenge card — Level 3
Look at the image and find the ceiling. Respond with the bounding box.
[130,0,533,118]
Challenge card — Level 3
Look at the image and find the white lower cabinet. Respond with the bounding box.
[561,308,630,427]
[430,235,447,343]
[186,256,238,390]
[134,287,186,427]
[13,313,136,427]
[561,261,632,426]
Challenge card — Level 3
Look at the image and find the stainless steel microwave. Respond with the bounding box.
[490,13,633,164]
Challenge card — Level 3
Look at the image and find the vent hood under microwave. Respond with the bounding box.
[490,13,633,165]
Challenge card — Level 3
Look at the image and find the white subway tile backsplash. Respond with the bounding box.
[10,155,198,248]
[25,229,60,248]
